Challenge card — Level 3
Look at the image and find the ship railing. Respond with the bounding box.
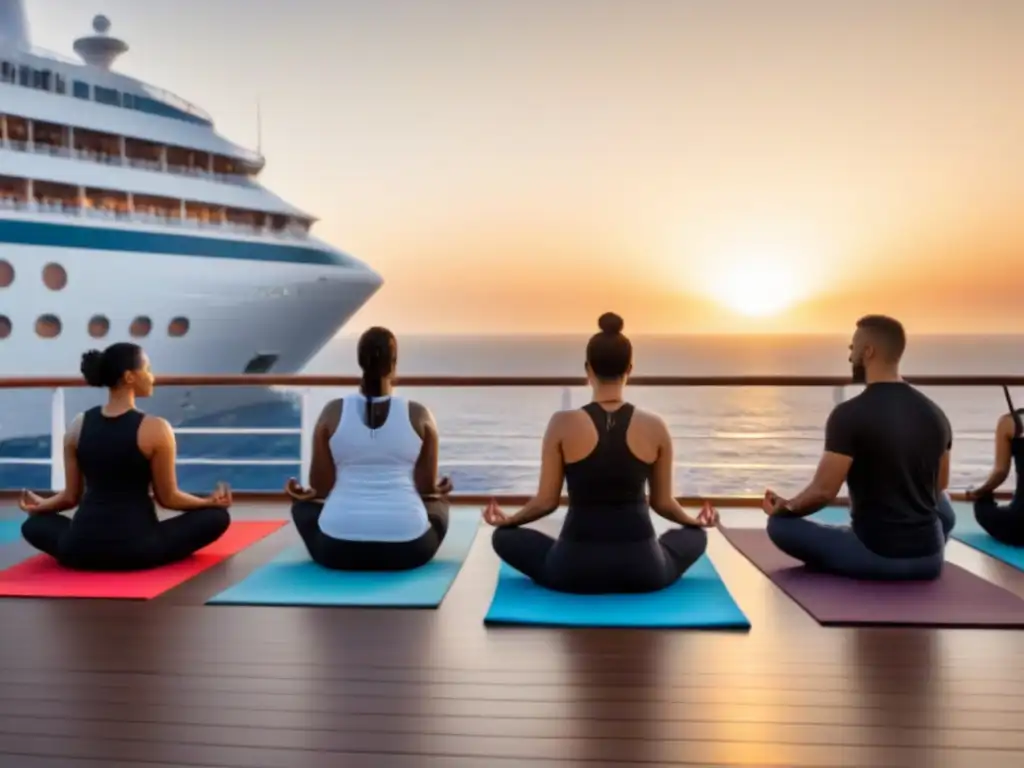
[0,375,1018,506]
[0,197,308,240]
[2,138,254,187]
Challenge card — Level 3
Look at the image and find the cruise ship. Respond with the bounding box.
[0,2,383,458]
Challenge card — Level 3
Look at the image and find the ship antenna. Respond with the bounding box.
[256,97,263,155]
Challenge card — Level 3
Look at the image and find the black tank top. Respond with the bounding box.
[70,407,157,538]
[559,402,656,543]
[1004,388,1024,505]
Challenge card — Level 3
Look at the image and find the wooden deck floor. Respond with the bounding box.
[2,503,1024,767]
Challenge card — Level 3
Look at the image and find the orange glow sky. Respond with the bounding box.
[33,0,1024,335]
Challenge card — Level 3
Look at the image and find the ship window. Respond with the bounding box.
[95,87,120,106]
[35,314,62,339]
[42,263,67,291]
[88,315,109,339]
[73,80,90,100]
[0,260,13,287]
[243,353,278,374]
[168,317,190,338]
[0,62,12,83]
[18,66,29,86]
[0,315,10,339]
[130,316,152,338]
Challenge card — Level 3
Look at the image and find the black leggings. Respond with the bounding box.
[291,499,450,571]
[491,525,708,594]
[20,508,231,572]
[974,496,1024,547]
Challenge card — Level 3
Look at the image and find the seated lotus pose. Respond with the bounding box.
[19,344,232,571]
[964,386,1024,546]
[762,315,956,581]
[482,312,717,594]
[285,326,452,571]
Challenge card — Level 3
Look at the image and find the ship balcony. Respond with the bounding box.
[0,114,257,188]
[0,174,312,239]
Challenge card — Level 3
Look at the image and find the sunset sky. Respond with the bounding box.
[30,0,1024,335]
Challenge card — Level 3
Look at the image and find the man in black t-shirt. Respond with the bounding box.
[761,315,956,581]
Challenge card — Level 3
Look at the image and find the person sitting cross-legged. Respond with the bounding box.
[762,315,955,581]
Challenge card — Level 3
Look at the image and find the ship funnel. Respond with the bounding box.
[73,14,128,69]
[0,0,31,50]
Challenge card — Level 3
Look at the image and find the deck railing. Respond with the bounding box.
[0,374,1019,505]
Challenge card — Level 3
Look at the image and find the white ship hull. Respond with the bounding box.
[0,210,381,440]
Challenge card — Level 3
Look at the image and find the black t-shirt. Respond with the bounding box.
[824,382,952,558]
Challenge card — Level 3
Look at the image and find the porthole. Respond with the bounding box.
[168,316,190,337]
[42,263,67,291]
[35,314,62,338]
[88,315,110,338]
[0,315,10,339]
[129,315,152,338]
[0,260,13,287]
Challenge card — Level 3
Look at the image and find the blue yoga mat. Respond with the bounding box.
[0,520,22,545]
[950,502,1024,573]
[206,512,480,607]
[483,555,750,628]
[803,507,852,526]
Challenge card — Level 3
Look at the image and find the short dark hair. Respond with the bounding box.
[586,312,632,380]
[856,314,906,361]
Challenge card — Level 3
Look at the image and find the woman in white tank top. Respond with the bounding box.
[285,327,453,571]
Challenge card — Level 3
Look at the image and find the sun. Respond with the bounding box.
[707,259,805,318]
[711,263,801,317]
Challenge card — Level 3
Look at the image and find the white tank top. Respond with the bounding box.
[317,393,430,542]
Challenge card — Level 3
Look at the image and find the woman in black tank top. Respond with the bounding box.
[18,344,232,571]
[965,386,1024,546]
[482,313,718,594]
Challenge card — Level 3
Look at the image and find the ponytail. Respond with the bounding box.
[356,327,397,431]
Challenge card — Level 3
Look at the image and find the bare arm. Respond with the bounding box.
[769,404,853,516]
[146,417,221,511]
[504,414,565,526]
[776,452,852,517]
[24,414,85,515]
[307,400,341,498]
[972,415,1013,495]
[410,401,444,496]
[648,417,702,526]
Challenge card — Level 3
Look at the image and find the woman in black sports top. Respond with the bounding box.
[965,386,1024,546]
[19,343,232,571]
[481,312,718,594]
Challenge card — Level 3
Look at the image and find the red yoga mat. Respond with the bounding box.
[0,520,286,600]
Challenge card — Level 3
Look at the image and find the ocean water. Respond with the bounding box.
[2,334,1022,497]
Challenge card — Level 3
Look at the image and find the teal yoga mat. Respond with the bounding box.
[0,520,21,545]
[206,512,480,607]
[950,502,1024,573]
[483,555,750,628]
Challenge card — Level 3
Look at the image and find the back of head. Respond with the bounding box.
[586,312,632,381]
[856,314,906,364]
[80,343,143,389]
[356,326,398,428]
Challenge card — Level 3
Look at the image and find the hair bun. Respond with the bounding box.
[597,312,624,335]
[80,349,105,388]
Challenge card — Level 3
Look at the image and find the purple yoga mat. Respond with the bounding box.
[720,527,1024,627]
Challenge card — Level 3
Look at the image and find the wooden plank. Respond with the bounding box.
[0,731,1023,767]
[1,701,1023,749]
